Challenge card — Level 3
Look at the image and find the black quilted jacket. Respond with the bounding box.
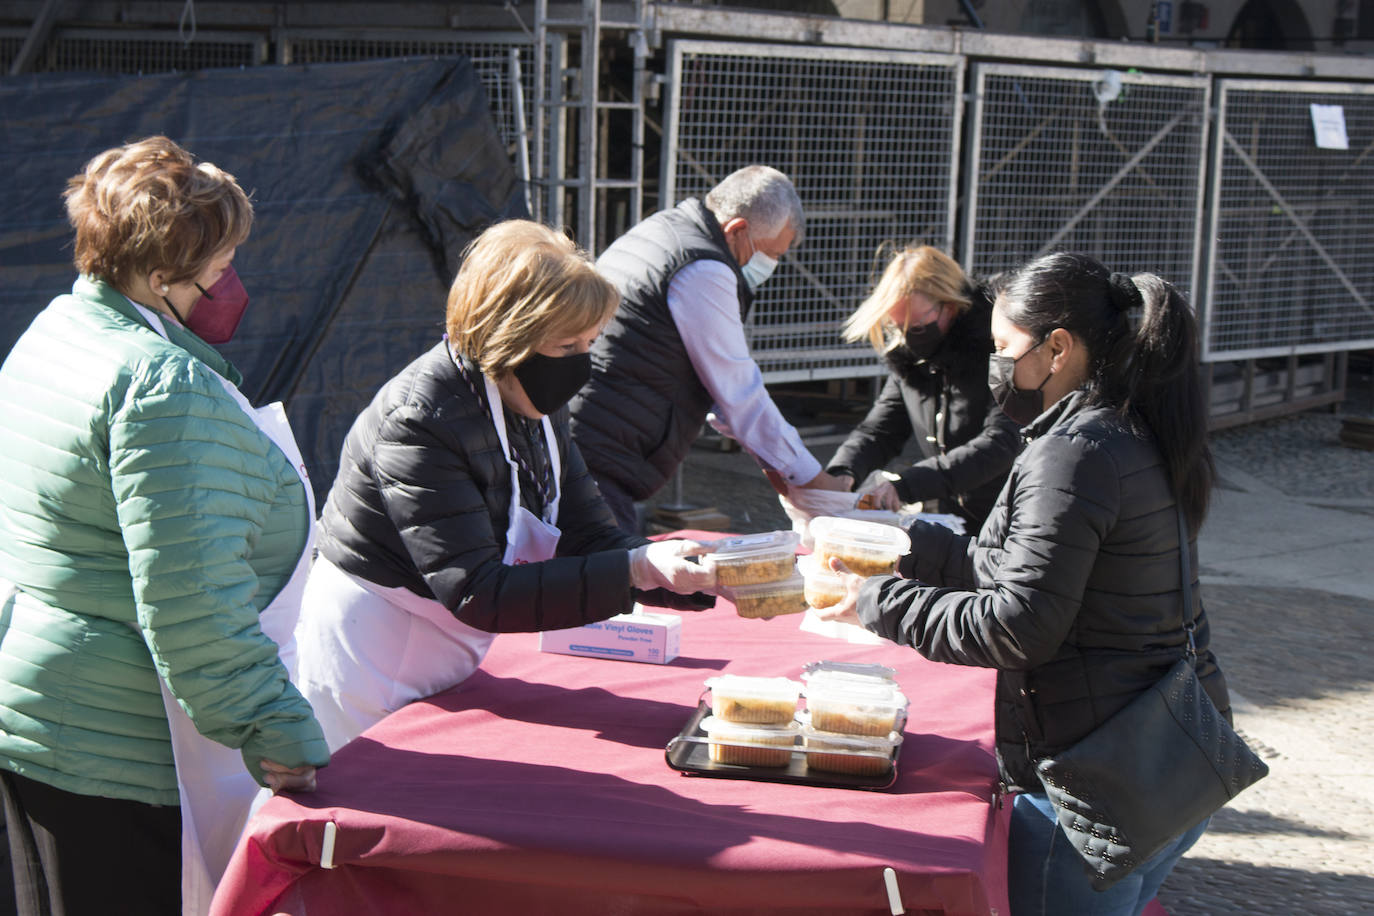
[826,290,1021,529]
[858,389,1231,790]
[315,342,704,632]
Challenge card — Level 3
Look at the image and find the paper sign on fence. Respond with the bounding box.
[1311,104,1349,150]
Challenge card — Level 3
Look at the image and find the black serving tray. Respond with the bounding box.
[664,700,901,791]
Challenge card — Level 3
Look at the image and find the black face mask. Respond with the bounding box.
[902,320,945,361]
[513,351,592,415]
[988,341,1052,427]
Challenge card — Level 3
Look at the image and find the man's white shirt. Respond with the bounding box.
[666,259,821,486]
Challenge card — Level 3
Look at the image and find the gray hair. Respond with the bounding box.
[704,165,805,245]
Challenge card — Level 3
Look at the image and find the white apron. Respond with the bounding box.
[294,372,563,752]
[133,304,317,916]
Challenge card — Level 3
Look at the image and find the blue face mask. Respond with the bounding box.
[740,251,778,291]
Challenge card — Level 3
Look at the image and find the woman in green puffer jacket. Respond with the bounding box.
[0,137,328,915]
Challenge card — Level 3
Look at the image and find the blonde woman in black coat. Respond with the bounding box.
[826,245,1020,531]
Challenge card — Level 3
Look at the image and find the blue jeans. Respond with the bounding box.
[1008,792,1209,916]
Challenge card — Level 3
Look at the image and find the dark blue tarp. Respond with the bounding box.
[0,56,526,502]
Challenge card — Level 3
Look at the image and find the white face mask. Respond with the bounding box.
[740,250,778,291]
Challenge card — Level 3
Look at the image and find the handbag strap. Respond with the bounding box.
[1177,505,1198,661]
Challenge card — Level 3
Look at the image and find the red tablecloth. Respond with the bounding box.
[213,535,1010,916]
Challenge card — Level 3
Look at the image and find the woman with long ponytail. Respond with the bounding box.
[816,251,1233,915]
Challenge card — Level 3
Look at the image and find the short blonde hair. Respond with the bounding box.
[446,220,619,377]
[842,244,972,353]
[63,135,253,291]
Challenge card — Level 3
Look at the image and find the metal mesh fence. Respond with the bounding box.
[284,34,535,158]
[665,41,962,383]
[31,28,264,74]
[13,16,1374,372]
[965,65,1208,301]
[1205,80,1374,359]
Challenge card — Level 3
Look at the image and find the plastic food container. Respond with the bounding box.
[809,516,911,578]
[701,716,800,767]
[796,554,846,609]
[721,570,807,619]
[804,677,908,736]
[802,725,903,776]
[703,530,800,587]
[800,660,899,685]
[705,674,803,724]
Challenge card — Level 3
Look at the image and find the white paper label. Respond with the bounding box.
[1310,104,1349,150]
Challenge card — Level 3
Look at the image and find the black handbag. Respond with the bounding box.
[1034,507,1269,890]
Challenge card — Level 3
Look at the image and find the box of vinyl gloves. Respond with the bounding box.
[539,608,681,664]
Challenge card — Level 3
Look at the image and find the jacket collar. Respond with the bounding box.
[1022,387,1091,441]
[74,276,243,387]
[680,197,754,313]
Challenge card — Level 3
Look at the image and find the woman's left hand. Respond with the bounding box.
[261,759,319,794]
[856,479,902,511]
[810,557,866,627]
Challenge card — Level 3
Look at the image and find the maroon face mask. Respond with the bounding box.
[184,266,250,344]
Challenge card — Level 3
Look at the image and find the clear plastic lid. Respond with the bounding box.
[700,716,801,740]
[704,674,803,702]
[803,675,908,711]
[800,724,904,751]
[809,517,911,555]
[800,659,899,685]
[839,508,903,527]
[705,530,800,563]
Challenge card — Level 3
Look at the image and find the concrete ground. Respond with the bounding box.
[646,400,1374,916]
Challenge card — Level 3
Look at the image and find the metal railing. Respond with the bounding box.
[1,26,265,73]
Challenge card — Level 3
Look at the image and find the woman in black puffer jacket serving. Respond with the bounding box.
[294,220,715,751]
[815,252,1232,916]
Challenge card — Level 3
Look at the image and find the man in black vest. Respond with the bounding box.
[569,165,849,532]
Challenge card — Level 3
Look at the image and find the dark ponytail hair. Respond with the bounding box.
[999,252,1214,531]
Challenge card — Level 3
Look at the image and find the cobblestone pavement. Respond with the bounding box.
[1210,412,1374,504]
[650,403,1374,916]
[1157,584,1374,916]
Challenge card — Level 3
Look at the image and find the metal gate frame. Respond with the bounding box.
[662,39,964,384]
[0,25,268,72]
[963,62,1212,307]
[1204,78,1374,362]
